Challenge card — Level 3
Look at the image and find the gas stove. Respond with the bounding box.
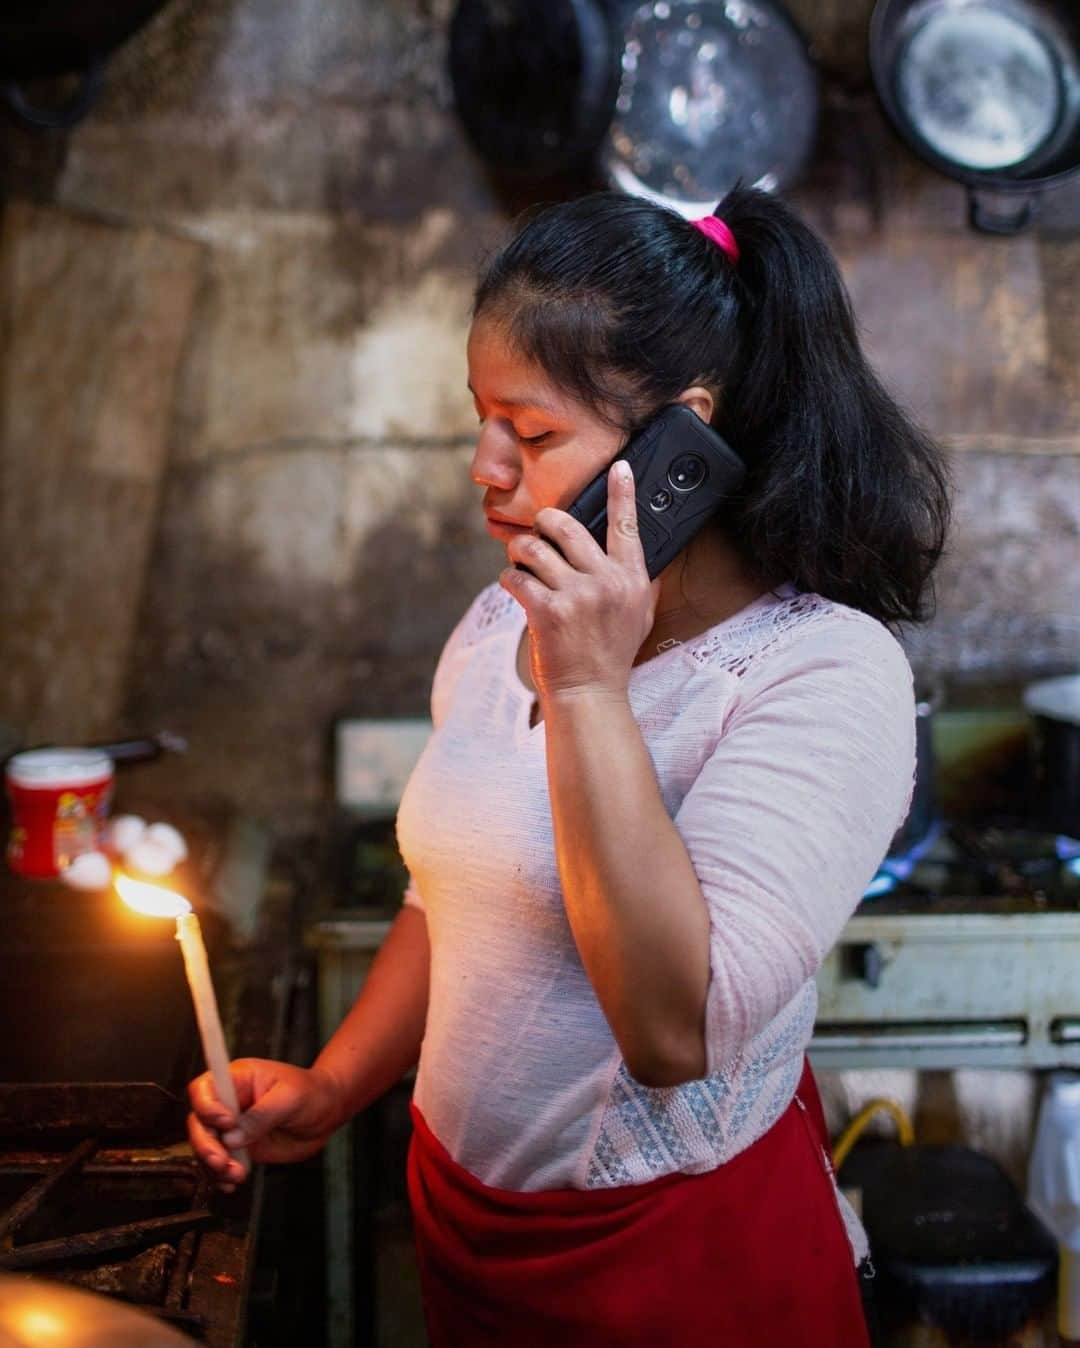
[813,822,1080,1071]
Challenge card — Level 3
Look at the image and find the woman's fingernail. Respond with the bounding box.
[616,461,632,482]
[222,1129,245,1148]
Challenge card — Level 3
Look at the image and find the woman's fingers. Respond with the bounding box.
[218,1076,301,1150]
[188,1059,302,1186]
[516,463,646,581]
[532,507,606,574]
[188,1060,261,1130]
[187,1108,246,1190]
[604,460,647,571]
[505,529,575,589]
[188,1060,344,1182]
[187,1107,227,1169]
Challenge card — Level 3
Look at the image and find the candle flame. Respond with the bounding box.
[115,872,191,919]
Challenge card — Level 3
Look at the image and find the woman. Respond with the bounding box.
[189,188,949,1345]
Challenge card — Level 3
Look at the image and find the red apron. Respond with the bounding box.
[408,1059,869,1347]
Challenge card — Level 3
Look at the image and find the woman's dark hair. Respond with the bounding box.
[473,188,950,626]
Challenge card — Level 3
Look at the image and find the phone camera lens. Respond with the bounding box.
[667,453,707,492]
[649,488,673,512]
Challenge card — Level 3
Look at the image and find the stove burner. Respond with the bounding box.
[0,1136,228,1338]
[862,823,1080,905]
[0,1132,253,1342]
[864,821,944,899]
[1056,835,1080,868]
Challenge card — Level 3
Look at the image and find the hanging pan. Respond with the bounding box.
[449,0,820,214]
[870,0,1080,234]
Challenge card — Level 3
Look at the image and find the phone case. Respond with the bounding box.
[565,404,746,580]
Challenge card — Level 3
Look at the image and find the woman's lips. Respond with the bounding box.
[485,515,533,542]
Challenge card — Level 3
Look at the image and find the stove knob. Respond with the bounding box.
[853,942,886,989]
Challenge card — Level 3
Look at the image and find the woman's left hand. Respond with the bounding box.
[500,460,659,703]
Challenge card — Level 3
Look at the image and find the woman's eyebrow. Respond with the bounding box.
[466,382,560,415]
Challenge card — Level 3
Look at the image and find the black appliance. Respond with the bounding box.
[841,1143,1058,1343]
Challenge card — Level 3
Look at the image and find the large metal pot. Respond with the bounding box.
[448,0,820,213]
[869,0,1080,233]
[1024,674,1080,837]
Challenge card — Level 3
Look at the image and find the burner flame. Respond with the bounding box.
[115,872,191,919]
[1055,835,1080,863]
[863,820,945,901]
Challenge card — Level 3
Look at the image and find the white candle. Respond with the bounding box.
[175,911,250,1177]
[115,873,249,1176]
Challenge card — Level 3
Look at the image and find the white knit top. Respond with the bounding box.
[396,583,914,1226]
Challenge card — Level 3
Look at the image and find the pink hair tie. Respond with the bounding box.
[691,215,740,264]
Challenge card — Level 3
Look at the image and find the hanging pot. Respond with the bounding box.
[869,0,1080,234]
[449,0,622,181]
[449,0,820,213]
[598,0,819,214]
[0,1,173,129]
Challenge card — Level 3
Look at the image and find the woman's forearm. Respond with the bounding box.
[542,687,710,1087]
[313,904,430,1123]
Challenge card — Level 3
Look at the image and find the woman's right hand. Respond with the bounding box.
[187,1058,346,1191]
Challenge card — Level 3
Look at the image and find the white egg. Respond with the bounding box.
[144,822,189,866]
[106,815,147,856]
[62,851,113,890]
[124,835,176,877]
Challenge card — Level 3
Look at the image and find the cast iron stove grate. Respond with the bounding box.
[0,1126,252,1342]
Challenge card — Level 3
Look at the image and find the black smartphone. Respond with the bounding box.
[564,404,746,580]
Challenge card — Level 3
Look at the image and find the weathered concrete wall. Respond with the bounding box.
[1,0,1078,828]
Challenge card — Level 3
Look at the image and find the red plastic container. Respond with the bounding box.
[5,748,114,878]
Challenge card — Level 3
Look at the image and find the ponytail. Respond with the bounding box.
[711,186,950,624]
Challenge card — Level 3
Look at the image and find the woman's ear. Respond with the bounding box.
[674,385,715,425]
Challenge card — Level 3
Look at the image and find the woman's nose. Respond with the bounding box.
[470,424,519,491]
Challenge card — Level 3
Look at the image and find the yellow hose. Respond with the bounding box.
[832,1097,916,1173]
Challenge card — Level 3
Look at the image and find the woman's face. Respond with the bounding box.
[467,315,624,547]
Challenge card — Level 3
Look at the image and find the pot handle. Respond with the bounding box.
[968,187,1036,236]
[92,732,189,764]
[0,59,105,130]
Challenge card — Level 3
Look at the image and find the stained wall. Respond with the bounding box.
[1,0,1077,831]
